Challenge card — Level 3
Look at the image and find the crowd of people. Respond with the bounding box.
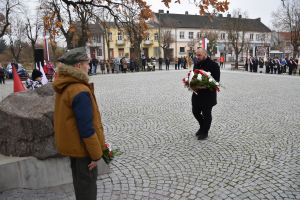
[245,56,299,75]
[87,55,197,75]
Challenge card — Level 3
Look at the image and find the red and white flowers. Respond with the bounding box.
[102,143,122,164]
[182,69,220,93]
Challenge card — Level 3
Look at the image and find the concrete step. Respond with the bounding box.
[0,154,110,192]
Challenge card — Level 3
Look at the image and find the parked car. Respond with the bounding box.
[6,63,29,80]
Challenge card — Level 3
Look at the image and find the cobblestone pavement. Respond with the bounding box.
[1,70,300,200]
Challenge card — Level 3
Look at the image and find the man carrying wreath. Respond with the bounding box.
[192,48,220,140]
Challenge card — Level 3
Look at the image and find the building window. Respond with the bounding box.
[118,48,124,57]
[145,32,150,40]
[256,34,260,41]
[154,33,158,41]
[188,32,194,39]
[250,33,254,40]
[261,34,265,41]
[197,32,201,39]
[179,31,184,39]
[97,48,102,56]
[180,47,185,53]
[108,32,112,41]
[94,35,101,43]
[220,33,225,40]
[117,32,123,40]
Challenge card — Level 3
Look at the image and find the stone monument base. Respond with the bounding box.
[0,154,110,192]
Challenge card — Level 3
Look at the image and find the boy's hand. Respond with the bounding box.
[88,161,97,171]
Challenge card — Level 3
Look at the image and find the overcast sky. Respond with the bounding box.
[146,0,283,29]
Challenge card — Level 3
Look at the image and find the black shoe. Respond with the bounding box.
[197,133,208,140]
[195,129,202,136]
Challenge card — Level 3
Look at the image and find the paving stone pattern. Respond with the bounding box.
[1,70,300,200]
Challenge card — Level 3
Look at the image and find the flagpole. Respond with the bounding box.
[44,31,49,61]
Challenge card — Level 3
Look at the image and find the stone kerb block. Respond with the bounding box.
[0,155,110,192]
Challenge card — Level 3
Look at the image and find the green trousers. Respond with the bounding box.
[70,157,98,200]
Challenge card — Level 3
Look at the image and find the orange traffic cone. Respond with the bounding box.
[13,65,26,93]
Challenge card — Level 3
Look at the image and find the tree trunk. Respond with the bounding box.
[66,36,73,49]
[235,53,239,70]
[31,42,35,65]
[163,48,167,60]
[50,41,57,65]
[293,46,298,58]
[133,42,141,70]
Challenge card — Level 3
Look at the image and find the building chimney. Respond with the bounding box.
[257,18,261,21]
[218,14,223,17]
[239,14,242,18]
[158,9,164,14]
[227,14,231,18]
[185,11,188,15]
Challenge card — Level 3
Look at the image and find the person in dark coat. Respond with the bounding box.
[192,48,220,140]
[158,57,163,70]
[265,58,270,73]
[249,57,254,72]
[165,57,170,70]
[258,58,264,73]
[269,58,274,74]
[141,55,146,71]
[253,57,258,72]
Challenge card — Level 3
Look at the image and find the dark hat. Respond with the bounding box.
[58,47,90,65]
[32,69,43,80]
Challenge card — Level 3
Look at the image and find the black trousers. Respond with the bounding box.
[70,157,98,200]
[0,76,4,84]
[192,105,213,135]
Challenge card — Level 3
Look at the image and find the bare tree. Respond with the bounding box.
[42,0,100,49]
[271,32,286,53]
[243,38,252,60]
[119,3,152,67]
[0,38,7,53]
[204,31,218,56]
[187,38,199,56]
[0,0,20,38]
[24,8,43,63]
[41,0,77,49]
[225,9,248,69]
[272,0,300,57]
[73,4,94,47]
[43,9,60,63]
[160,29,174,59]
[7,17,27,62]
[58,0,229,16]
